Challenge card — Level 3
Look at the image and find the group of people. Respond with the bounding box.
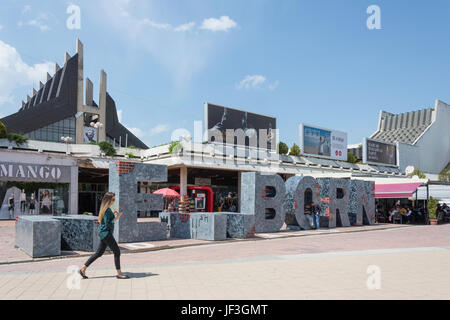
[304,202,321,229]
[376,202,450,224]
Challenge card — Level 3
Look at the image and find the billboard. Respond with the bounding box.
[204,102,276,149]
[299,123,348,161]
[363,138,397,166]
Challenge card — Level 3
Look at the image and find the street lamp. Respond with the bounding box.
[61,136,73,154]
[90,122,103,129]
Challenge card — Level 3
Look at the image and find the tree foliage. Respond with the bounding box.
[289,143,302,156]
[278,142,289,155]
[7,133,28,146]
[408,168,426,179]
[427,196,438,220]
[347,152,358,163]
[0,121,7,139]
[169,141,182,154]
[97,141,116,157]
[438,163,450,182]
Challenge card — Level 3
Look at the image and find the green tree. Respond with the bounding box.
[408,168,426,179]
[289,143,301,156]
[347,152,357,163]
[438,163,450,182]
[169,141,182,154]
[278,142,289,155]
[427,196,438,220]
[0,121,7,139]
[7,133,28,146]
[97,141,116,157]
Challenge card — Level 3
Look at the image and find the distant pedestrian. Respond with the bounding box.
[311,201,321,229]
[305,204,314,228]
[79,192,128,279]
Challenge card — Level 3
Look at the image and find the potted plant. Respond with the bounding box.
[428,196,438,225]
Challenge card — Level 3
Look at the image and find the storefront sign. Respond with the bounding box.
[195,177,211,186]
[299,123,348,161]
[0,162,71,183]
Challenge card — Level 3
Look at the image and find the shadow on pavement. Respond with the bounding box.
[85,272,158,279]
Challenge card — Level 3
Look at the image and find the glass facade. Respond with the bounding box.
[23,117,76,143]
[0,181,69,220]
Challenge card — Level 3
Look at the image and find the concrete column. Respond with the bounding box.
[98,70,107,142]
[237,171,242,213]
[69,166,79,215]
[85,78,93,106]
[75,39,84,144]
[180,166,188,198]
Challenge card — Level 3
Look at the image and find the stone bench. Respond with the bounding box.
[222,212,255,239]
[15,216,61,258]
[160,212,254,240]
[159,212,191,239]
[190,213,227,241]
[53,215,100,251]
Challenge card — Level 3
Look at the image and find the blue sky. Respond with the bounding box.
[0,0,449,148]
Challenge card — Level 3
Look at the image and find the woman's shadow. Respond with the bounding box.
[89,272,159,279]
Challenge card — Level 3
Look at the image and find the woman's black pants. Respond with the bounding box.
[84,233,121,270]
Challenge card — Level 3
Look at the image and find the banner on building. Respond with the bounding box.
[83,126,97,143]
[204,102,277,150]
[299,123,348,161]
[363,138,398,166]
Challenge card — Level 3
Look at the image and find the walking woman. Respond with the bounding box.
[79,192,129,279]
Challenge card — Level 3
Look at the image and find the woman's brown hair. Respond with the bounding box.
[98,192,115,223]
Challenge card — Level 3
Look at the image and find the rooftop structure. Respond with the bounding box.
[0,39,148,149]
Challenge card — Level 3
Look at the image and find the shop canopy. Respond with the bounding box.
[374,182,424,199]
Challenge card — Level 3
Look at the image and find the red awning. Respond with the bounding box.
[374,182,424,199]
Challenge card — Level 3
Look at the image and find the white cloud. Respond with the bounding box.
[149,124,170,136]
[18,12,51,32]
[25,19,50,32]
[0,25,3,30]
[268,80,279,91]
[98,1,212,84]
[117,109,123,122]
[200,16,237,32]
[174,22,196,32]
[127,127,145,138]
[22,5,32,14]
[237,75,266,90]
[0,40,53,107]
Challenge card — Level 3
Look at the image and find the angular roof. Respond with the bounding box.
[371,108,434,145]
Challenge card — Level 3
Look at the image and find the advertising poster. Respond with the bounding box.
[364,138,397,166]
[38,189,54,215]
[84,126,97,143]
[204,103,276,149]
[299,124,348,161]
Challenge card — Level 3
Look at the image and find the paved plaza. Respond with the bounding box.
[1,223,450,300]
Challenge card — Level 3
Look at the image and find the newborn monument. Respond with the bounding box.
[15,162,375,257]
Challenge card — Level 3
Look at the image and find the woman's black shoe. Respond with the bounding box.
[79,269,88,279]
[116,274,129,279]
